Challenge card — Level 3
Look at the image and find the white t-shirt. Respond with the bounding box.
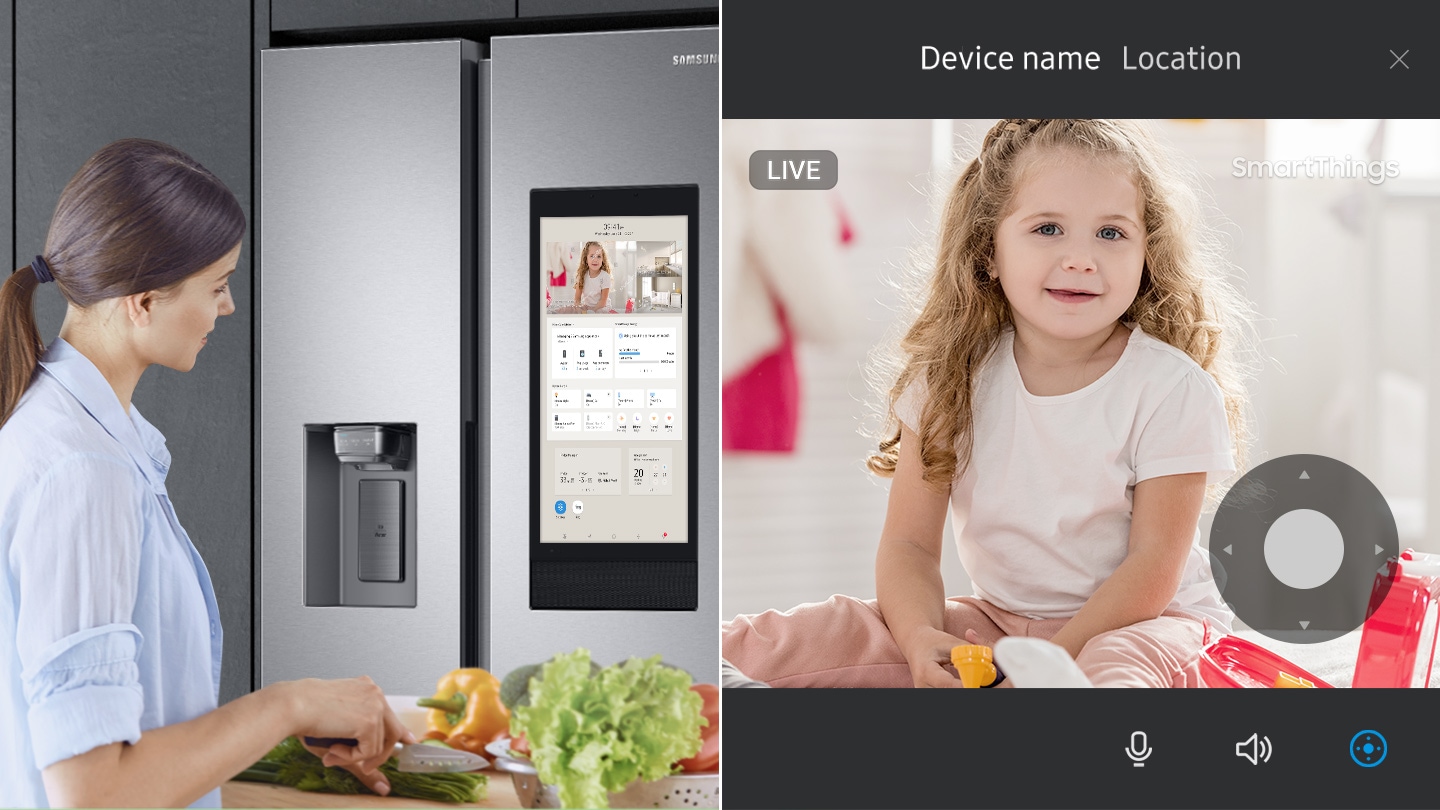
[896,324,1236,630]
[579,270,612,310]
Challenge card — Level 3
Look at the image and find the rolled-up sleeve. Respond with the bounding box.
[21,624,145,769]
[8,454,146,770]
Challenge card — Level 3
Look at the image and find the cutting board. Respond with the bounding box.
[222,695,523,808]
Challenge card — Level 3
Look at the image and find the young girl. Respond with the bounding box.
[571,241,613,313]
[0,139,412,807]
[722,119,1256,688]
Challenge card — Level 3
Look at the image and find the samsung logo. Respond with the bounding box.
[672,53,718,66]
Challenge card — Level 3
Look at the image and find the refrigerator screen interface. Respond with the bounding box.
[529,187,699,610]
[539,214,690,544]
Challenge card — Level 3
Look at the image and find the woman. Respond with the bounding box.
[0,139,412,808]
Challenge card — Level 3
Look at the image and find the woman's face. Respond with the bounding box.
[139,242,240,372]
[992,151,1145,344]
[586,246,604,274]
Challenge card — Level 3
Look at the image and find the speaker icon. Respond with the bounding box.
[1235,732,1273,765]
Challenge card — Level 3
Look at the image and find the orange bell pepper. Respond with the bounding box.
[416,668,510,754]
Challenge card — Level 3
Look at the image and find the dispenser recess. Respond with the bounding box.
[304,423,418,607]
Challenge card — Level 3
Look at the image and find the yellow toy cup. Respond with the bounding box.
[950,644,997,688]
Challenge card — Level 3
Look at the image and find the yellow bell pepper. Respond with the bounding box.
[416,668,510,753]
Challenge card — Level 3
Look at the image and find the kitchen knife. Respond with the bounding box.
[302,737,490,773]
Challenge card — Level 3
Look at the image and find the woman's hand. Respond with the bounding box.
[300,738,411,797]
[41,674,415,808]
[901,626,967,688]
[288,676,416,790]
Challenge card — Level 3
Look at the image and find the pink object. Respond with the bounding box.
[834,196,855,245]
[546,289,551,305]
[1199,548,1440,688]
[723,301,800,452]
[1353,549,1440,687]
[1199,635,1335,688]
[625,298,635,313]
[722,594,1210,688]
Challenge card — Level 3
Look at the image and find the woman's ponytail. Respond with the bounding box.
[0,138,246,431]
[0,265,45,429]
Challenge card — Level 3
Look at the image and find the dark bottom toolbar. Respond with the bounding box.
[722,688,1421,809]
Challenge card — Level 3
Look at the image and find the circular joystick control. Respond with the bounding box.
[1350,730,1387,767]
[1208,454,1397,643]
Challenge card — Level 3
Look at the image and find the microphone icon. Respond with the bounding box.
[1126,731,1152,767]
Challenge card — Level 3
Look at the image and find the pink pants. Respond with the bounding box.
[722,595,1210,688]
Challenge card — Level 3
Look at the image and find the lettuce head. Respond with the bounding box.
[510,648,704,809]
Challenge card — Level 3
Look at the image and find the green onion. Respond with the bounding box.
[234,736,488,804]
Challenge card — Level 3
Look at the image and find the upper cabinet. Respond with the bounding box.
[271,0,717,33]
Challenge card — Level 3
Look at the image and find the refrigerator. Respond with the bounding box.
[258,28,718,697]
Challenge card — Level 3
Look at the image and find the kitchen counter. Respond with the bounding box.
[223,696,527,808]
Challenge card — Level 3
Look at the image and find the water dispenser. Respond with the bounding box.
[303,423,417,607]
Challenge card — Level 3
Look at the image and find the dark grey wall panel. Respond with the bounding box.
[253,0,268,698]
[272,0,514,31]
[16,0,252,705]
[3,1,13,274]
[519,0,716,16]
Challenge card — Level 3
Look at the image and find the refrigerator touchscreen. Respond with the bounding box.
[530,187,699,610]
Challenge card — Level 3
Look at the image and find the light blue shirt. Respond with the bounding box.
[0,338,223,808]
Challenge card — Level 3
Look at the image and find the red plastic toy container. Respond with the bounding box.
[1199,635,1335,689]
[1352,549,1440,688]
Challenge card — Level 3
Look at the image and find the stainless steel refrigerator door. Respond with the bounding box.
[487,28,719,680]
[260,40,476,695]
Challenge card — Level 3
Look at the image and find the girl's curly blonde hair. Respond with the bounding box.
[866,119,1258,501]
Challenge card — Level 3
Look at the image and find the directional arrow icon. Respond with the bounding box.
[1300,471,1310,479]
[1376,545,1385,555]
[1224,545,1233,555]
[1300,621,1310,629]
